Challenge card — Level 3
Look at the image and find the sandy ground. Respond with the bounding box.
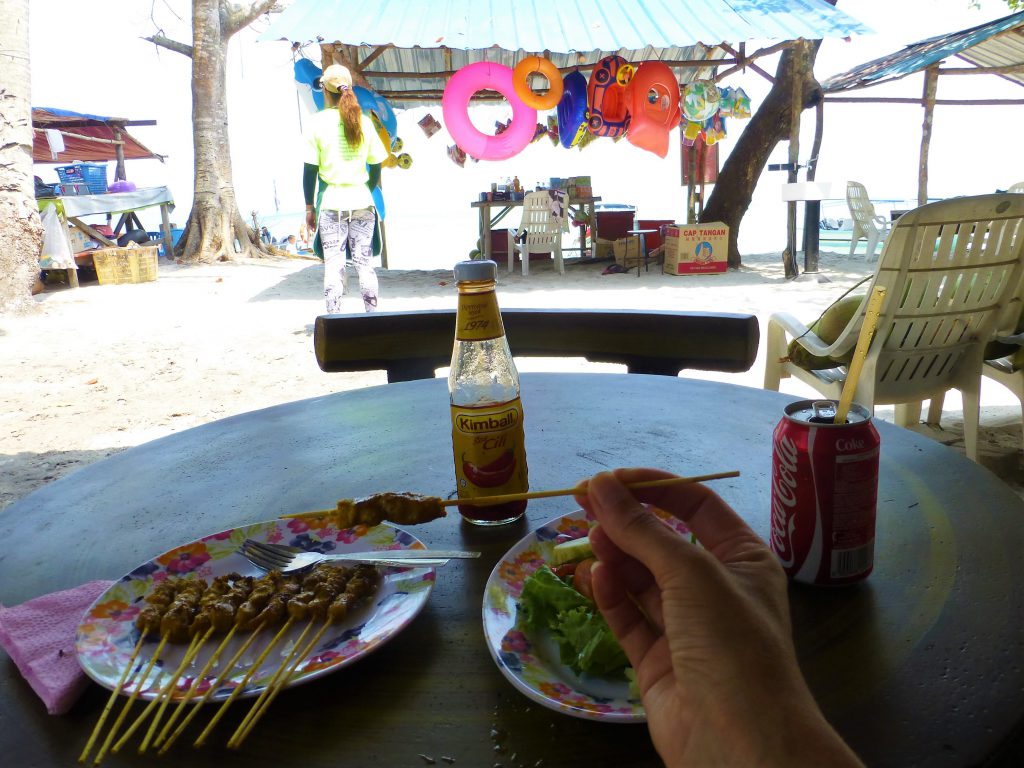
[3,248,1024,513]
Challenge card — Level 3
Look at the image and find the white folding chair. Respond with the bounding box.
[846,181,891,261]
[765,194,1024,462]
[508,190,566,275]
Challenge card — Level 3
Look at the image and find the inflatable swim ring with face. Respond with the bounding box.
[556,70,589,148]
[587,55,633,138]
[625,61,681,158]
[513,56,564,111]
[442,62,537,161]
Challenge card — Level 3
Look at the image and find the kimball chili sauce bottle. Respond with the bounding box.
[449,260,529,525]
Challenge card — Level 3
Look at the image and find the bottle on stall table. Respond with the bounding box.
[449,260,529,525]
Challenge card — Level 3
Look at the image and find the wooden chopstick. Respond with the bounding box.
[282,470,739,521]
[441,470,740,507]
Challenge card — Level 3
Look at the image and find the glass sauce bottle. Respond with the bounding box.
[449,260,529,525]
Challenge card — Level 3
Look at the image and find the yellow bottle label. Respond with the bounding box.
[451,398,529,505]
[455,291,504,342]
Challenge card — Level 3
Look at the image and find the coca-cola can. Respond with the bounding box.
[770,399,880,585]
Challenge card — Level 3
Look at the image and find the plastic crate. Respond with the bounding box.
[56,163,108,194]
[92,246,159,285]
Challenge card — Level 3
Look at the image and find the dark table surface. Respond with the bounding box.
[3,373,1023,768]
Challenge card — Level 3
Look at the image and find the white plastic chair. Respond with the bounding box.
[846,181,891,260]
[1009,181,1024,194]
[507,190,565,275]
[764,193,1024,462]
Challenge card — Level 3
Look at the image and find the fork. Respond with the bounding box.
[238,538,478,572]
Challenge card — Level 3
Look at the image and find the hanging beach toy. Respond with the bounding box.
[512,55,564,110]
[682,80,720,123]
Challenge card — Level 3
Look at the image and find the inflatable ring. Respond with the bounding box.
[587,55,633,138]
[557,70,589,148]
[512,56,564,110]
[442,62,537,161]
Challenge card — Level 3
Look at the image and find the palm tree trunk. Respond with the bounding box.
[0,0,44,311]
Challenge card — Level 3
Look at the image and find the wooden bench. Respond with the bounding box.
[314,308,760,382]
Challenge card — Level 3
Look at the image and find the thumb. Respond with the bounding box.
[587,472,696,581]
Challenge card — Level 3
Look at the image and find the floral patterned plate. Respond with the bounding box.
[76,517,435,702]
[482,507,690,723]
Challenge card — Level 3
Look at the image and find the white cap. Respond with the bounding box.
[454,260,497,282]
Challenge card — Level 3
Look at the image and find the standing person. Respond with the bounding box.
[303,64,387,312]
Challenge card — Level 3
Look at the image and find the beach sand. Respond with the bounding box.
[3,249,1023,512]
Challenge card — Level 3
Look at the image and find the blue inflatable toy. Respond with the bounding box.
[556,70,589,149]
[294,58,325,111]
[354,86,398,142]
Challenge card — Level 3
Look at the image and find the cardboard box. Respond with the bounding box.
[68,227,99,253]
[613,237,663,269]
[663,223,729,275]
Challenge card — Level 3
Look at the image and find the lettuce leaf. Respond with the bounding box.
[519,565,629,678]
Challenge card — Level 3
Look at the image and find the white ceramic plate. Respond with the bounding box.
[76,518,435,702]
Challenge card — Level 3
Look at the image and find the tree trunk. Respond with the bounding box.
[164,1,278,263]
[701,41,824,269]
[0,0,44,313]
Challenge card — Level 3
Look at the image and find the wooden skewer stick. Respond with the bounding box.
[111,631,204,753]
[154,625,239,749]
[227,618,317,748]
[281,471,741,522]
[834,286,887,426]
[193,617,295,747]
[229,618,333,749]
[79,633,145,764]
[92,634,169,766]
[138,627,215,753]
[158,623,266,754]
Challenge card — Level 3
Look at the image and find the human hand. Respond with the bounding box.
[574,468,862,768]
[305,209,316,232]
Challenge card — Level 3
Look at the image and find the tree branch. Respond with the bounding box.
[224,1,279,37]
[144,33,194,58]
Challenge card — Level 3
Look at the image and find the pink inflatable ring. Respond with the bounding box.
[442,62,537,161]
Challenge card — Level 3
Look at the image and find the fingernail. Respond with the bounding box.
[590,473,635,508]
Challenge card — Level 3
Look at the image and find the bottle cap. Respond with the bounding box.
[454,260,497,282]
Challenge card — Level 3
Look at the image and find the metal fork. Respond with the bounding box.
[238,538,477,572]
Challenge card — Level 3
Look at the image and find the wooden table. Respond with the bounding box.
[471,194,601,261]
[38,187,176,286]
[2,374,1023,767]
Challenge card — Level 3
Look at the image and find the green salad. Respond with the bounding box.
[518,564,630,678]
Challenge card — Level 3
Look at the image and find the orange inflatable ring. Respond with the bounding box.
[513,56,564,110]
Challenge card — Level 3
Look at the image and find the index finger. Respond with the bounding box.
[593,468,768,563]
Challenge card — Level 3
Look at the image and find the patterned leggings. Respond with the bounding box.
[318,207,379,313]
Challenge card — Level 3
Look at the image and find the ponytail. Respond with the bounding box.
[335,88,363,148]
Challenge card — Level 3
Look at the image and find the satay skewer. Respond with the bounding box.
[79,633,145,764]
[280,471,741,528]
[229,564,379,748]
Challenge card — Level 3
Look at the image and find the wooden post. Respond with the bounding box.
[803,98,825,273]
[782,41,805,279]
[112,126,127,181]
[919,65,939,207]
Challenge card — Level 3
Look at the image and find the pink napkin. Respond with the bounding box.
[0,580,114,714]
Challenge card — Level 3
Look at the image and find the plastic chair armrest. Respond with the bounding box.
[768,312,834,357]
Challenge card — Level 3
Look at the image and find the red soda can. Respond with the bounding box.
[770,399,880,585]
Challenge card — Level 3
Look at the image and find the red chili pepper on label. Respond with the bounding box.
[463,450,517,487]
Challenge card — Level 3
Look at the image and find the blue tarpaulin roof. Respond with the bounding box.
[822,10,1024,93]
[262,0,870,51]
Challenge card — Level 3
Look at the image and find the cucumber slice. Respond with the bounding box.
[551,535,593,565]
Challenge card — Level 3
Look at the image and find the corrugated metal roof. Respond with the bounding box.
[263,0,869,52]
[321,45,724,105]
[821,10,1024,93]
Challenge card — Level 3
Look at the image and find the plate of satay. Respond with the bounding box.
[75,493,446,759]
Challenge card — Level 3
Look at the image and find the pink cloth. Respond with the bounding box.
[0,580,114,714]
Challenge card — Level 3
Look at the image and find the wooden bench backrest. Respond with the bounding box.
[314,308,760,381]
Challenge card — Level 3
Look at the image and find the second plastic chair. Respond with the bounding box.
[507,190,565,275]
[846,181,891,260]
